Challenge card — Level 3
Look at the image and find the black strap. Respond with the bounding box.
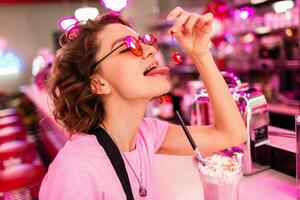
[89,127,134,200]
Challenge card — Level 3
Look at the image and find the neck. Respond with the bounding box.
[102,96,149,152]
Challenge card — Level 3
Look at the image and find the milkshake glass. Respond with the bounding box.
[198,152,243,200]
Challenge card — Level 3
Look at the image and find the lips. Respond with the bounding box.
[143,64,158,75]
[143,61,169,76]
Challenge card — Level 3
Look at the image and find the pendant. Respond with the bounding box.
[139,186,147,197]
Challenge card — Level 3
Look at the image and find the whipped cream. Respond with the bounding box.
[198,153,242,178]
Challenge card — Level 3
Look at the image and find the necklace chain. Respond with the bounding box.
[105,129,146,197]
[120,148,143,187]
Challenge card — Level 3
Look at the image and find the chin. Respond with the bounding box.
[152,80,171,96]
[124,77,171,100]
[162,81,171,93]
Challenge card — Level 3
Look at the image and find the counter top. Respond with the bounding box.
[20,85,68,158]
[20,85,53,119]
[268,125,296,153]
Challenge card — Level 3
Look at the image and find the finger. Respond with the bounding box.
[185,13,200,35]
[167,6,184,21]
[173,29,184,41]
[169,12,190,33]
[196,13,213,31]
[202,12,214,21]
[199,13,214,25]
[195,16,206,30]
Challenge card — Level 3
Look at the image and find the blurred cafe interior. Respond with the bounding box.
[0,0,299,199]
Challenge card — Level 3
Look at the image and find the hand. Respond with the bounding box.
[167,7,213,56]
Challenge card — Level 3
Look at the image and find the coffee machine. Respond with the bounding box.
[189,71,270,175]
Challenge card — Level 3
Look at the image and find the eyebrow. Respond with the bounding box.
[110,37,126,50]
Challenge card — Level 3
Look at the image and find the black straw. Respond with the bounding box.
[175,110,197,150]
[175,110,206,166]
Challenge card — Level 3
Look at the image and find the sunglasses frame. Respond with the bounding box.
[91,33,158,71]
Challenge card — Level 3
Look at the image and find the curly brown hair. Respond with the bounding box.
[47,13,132,135]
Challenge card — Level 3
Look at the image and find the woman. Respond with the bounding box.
[39,7,247,200]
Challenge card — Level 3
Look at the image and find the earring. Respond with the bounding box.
[171,32,182,64]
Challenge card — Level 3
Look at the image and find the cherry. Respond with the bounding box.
[172,52,182,64]
[171,32,182,65]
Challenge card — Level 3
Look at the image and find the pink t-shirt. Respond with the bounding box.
[39,117,169,200]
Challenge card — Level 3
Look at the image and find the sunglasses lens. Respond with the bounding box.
[143,34,155,44]
[143,34,158,51]
[125,36,142,56]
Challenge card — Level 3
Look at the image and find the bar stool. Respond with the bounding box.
[0,108,18,119]
[0,140,37,170]
[0,126,26,145]
[0,116,23,129]
[0,162,46,200]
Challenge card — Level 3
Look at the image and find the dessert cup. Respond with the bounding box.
[198,152,243,200]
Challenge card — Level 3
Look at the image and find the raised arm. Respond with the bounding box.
[157,7,247,156]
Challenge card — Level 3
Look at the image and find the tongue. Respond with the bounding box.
[145,66,170,76]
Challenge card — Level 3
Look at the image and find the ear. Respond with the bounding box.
[90,75,111,95]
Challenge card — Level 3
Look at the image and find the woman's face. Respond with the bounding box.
[94,23,171,101]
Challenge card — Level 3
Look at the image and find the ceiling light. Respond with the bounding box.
[285,28,293,37]
[241,33,255,43]
[255,26,271,34]
[74,7,99,22]
[0,67,19,75]
[32,56,45,76]
[240,10,250,19]
[0,52,21,76]
[100,0,128,12]
[272,1,294,13]
[250,0,267,4]
[239,7,255,20]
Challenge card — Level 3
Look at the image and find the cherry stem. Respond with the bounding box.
[171,32,176,53]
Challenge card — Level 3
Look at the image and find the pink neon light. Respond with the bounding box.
[240,10,249,19]
[239,7,254,20]
[100,0,128,12]
[58,17,78,32]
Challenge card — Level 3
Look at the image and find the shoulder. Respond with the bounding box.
[43,133,107,180]
[48,133,108,172]
[63,133,107,159]
[39,158,104,199]
[39,134,106,199]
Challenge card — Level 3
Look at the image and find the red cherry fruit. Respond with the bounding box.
[172,52,182,64]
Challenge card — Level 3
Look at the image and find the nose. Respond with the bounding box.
[142,43,158,59]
